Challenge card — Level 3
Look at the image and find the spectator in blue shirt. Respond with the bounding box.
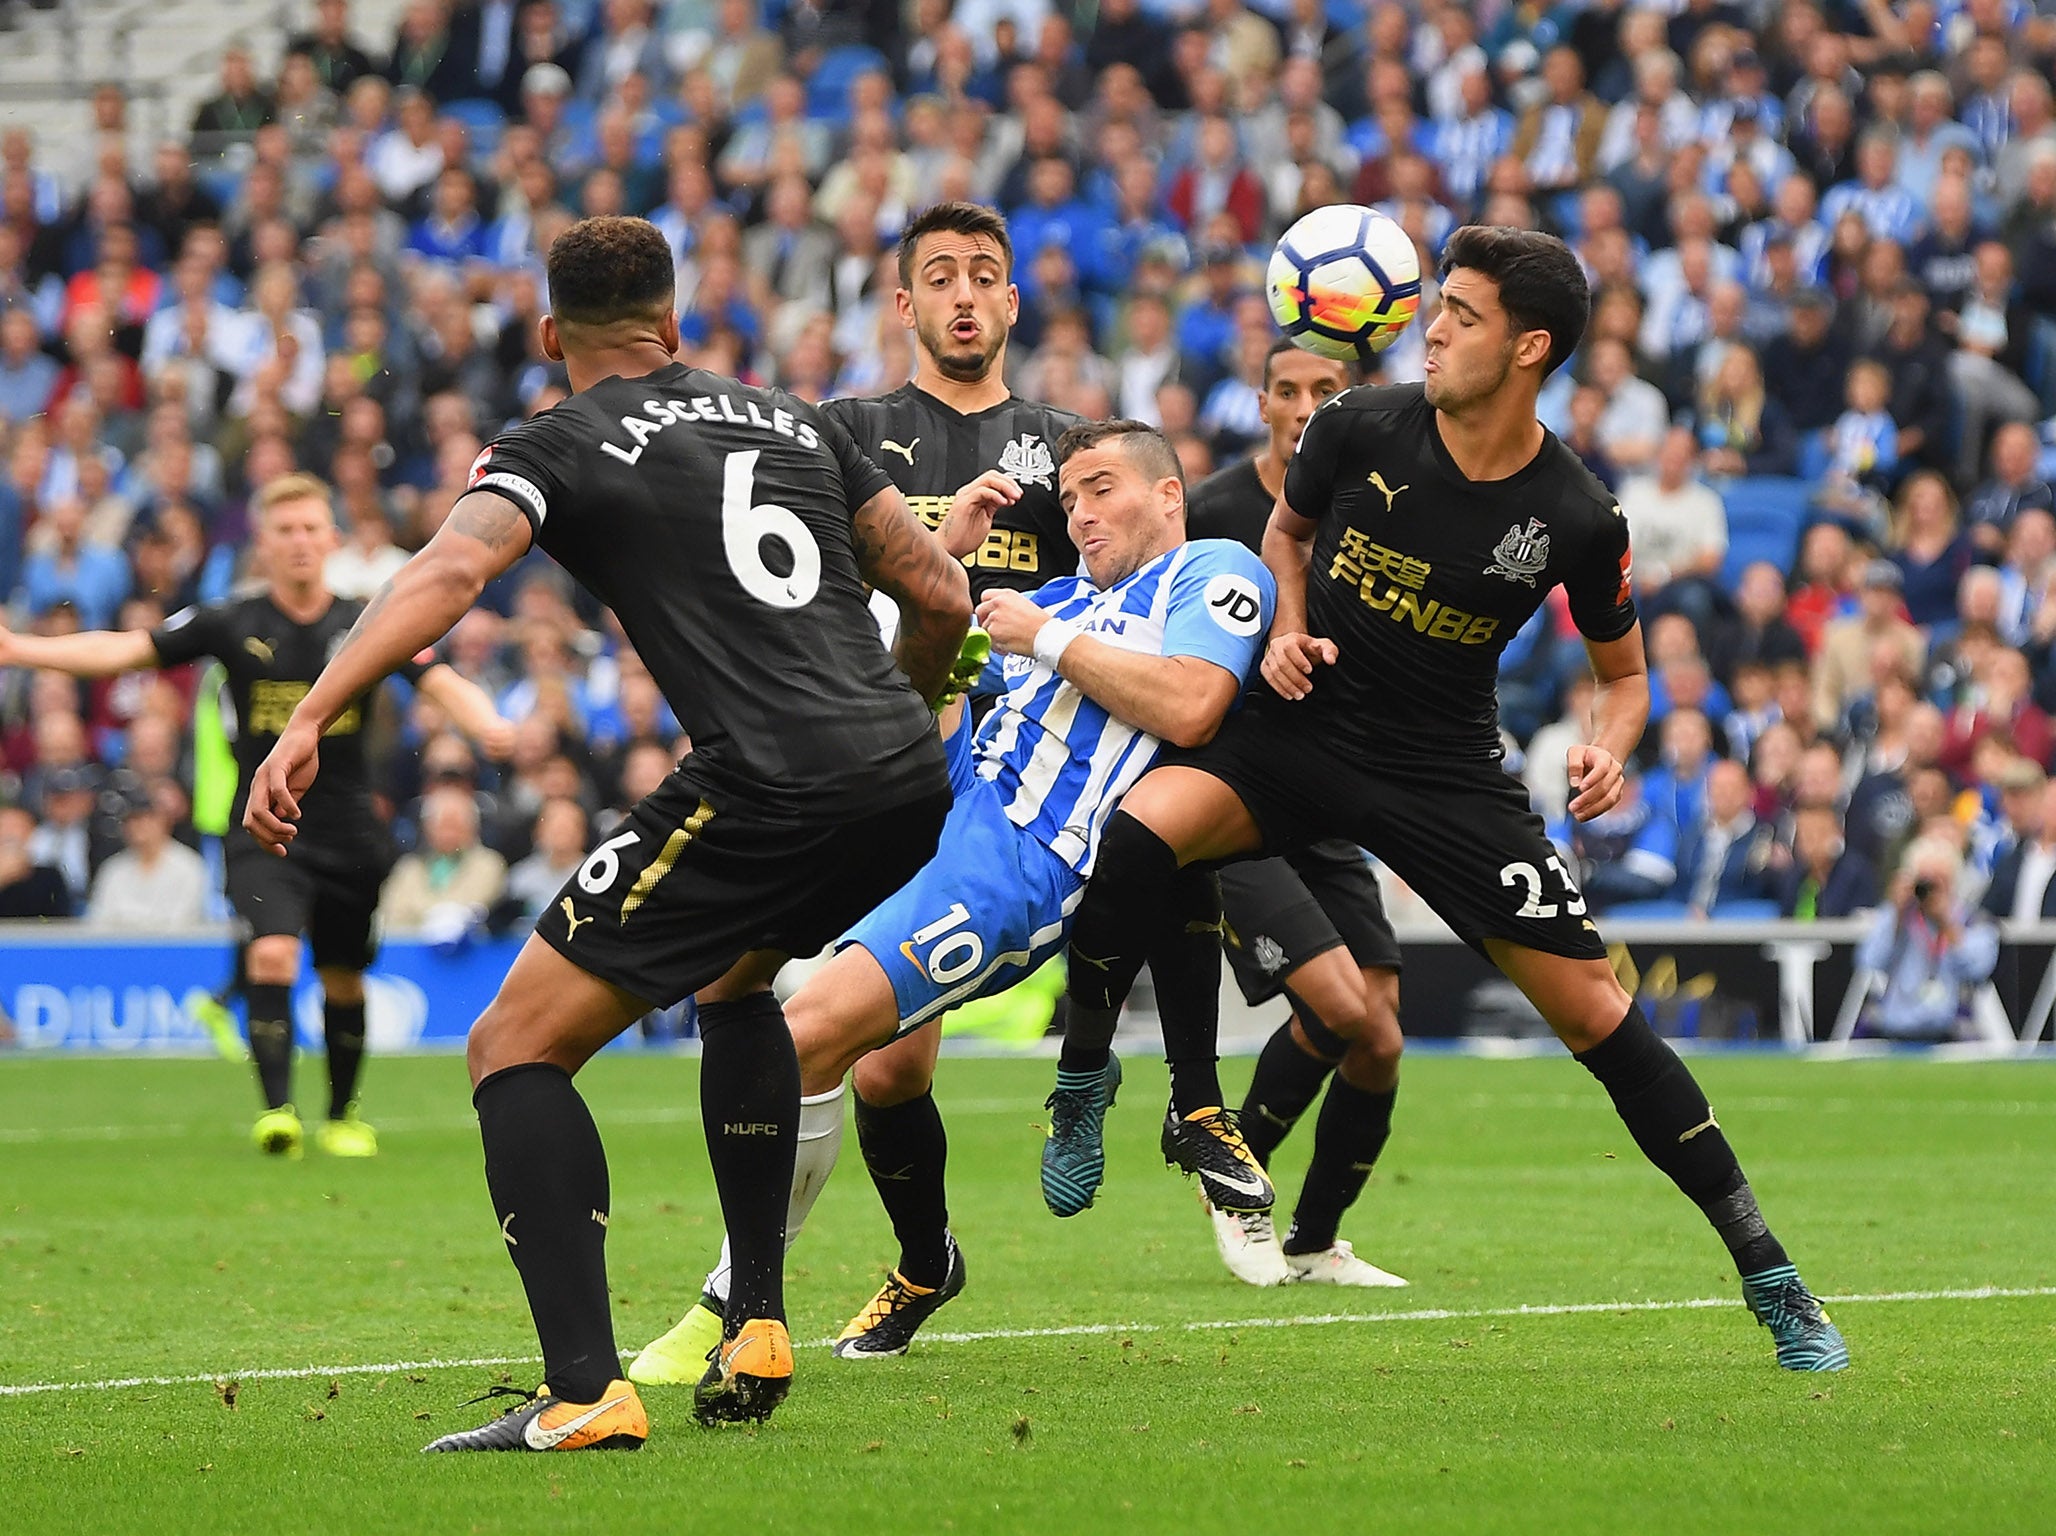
[1175,244,1246,381]
[1009,158,1115,298]
[1820,131,1925,246]
[1854,838,2000,1039]
[20,498,130,630]
[1559,771,1681,911]
[1894,74,1981,210]
[408,167,493,269]
[1643,706,1717,893]
[0,306,57,425]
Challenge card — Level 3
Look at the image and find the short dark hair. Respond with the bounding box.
[545,216,675,328]
[1438,225,1590,376]
[896,200,1014,287]
[1263,336,1355,389]
[1056,418,1183,488]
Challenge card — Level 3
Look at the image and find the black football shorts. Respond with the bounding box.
[1218,840,1402,1006]
[223,838,387,970]
[1182,702,1607,963]
[537,763,953,1008]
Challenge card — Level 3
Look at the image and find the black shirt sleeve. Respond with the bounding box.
[148,599,237,667]
[469,406,583,539]
[1282,393,1350,520]
[814,404,894,515]
[1564,499,1640,644]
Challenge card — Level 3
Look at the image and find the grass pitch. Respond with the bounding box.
[2,1048,2052,1534]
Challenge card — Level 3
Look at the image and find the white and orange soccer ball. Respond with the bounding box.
[1266,203,1422,363]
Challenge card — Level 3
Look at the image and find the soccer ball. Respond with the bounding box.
[1266,204,1422,362]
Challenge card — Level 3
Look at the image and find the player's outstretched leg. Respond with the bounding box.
[1495,944,1848,1372]
[314,967,376,1157]
[1042,1053,1123,1216]
[692,988,802,1424]
[630,1083,846,1386]
[1046,794,1264,1213]
[838,1027,965,1358]
[425,939,651,1452]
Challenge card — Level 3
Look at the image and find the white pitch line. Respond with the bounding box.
[5,1285,2051,1399]
[9,1089,2056,1146]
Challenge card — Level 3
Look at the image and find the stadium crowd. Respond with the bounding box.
[6,0,2056,953]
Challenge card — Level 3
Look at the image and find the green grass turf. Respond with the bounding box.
[2,1049,2053,1534]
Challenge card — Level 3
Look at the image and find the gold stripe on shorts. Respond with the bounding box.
[619,798,716,922]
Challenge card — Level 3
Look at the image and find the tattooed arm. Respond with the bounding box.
[854,482,973,705]
[243,491,532,851]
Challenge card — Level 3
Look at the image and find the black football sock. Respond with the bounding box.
[474,1062,618,1403]
[697,992,801,1331]
[1283,1078,1396,1255]
[852,1089,952,1288]
[1575,1003,1790,1277]
[1152,864,1226,1117]
[246,983,294,1110]
[1240,1013,1338,1168]
[1059,812,1181,1076]
[323,998,366,1119]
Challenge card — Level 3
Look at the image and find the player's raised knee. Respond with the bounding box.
[853,1044,935,1108]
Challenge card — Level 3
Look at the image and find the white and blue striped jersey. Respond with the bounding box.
[974,538,1275,876]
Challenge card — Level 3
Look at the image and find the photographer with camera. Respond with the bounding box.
[1853,837,2000,1041]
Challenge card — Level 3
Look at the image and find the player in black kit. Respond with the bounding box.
[1183,340,1407,1290]
[0,473,510,1158]
[633,200,1084,1380]
[1043,227,1848,1371]
[244,217,970,1450]
[825,202,1081,602]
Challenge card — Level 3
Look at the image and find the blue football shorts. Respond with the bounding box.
[841,711,1082,1037]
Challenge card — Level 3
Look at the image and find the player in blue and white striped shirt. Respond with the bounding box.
[631,419,1275,1379]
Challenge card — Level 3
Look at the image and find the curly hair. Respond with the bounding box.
[545,216,676,328]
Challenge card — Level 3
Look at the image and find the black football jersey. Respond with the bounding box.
[150,591,428,861]
[1279,383,1637,767]
[822,384,1082,595]
[1185,456,1274,556]
[474,363,943,814]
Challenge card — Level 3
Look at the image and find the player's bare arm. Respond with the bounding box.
[1567,626,1649,822]
[0,621,161,678]
[418,663,518,760]
[975,588,1240,749]
[853,482,973,703]
[936,471,1024,560]
[1258,497,1337,699]
[244,490,534,851]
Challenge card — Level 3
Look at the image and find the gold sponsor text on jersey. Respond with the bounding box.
[906,494,1042,573]
[247,680,362,737]
[1328,529,1500,645]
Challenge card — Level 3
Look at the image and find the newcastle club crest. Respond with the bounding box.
[1485,517,1550,586]
[998,432,1055,488]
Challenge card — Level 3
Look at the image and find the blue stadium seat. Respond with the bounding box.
[808,45,889,121]
[1709,899,1781,920]
[1602,900,1694,920]
[1796,429,1832,483]
[441,98,506,158]
[1718,476,1811,586]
